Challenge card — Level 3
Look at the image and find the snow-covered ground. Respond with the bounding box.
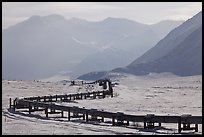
[2,73,202,135]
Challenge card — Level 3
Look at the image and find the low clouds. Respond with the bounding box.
[2,2,202,29]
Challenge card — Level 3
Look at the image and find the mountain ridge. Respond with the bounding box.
[2,14,184,80]
[78,11,202,80]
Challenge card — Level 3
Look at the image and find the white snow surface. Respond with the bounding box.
[2,74,202,135]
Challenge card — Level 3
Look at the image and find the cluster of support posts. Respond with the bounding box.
[89,109,104,122]
[178,114,198,133]
[144,114,161,129]
[112,112,129,126]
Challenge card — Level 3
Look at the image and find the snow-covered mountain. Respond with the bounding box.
[78,11,202,80]
[2,14,183,80]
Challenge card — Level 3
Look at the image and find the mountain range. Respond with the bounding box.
[3,14,183,80]
[78,11,202,80]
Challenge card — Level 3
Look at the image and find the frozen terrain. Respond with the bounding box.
[2,73,202,135]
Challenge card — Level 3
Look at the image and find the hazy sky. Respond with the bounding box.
[2,2,202,29]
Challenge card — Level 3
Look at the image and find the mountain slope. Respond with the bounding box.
[78,11,202,80]
[122,26,202,76]
[150,20,183,39]
[113,11,202,76]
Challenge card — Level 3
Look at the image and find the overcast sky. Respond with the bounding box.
[2,2,202,29]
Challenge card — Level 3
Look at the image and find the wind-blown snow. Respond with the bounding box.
[2,74,202,135]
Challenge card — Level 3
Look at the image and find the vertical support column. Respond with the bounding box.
[107,80,113,98]
[145,114,155,129]
[144,117,146,129]
[112,116,115,126]
[28,102,31,114]
[68,109,70,121]
[127,121,129,126]
[101,110,104,122]
[93,92,96,99]
[111,89,113,98]
[86,111,89,122]
[61,110,64,118]
[75,94,77,100]
[83,114,85,120]
[159,123,161,127]
[45,107,48,118]
[64,95,67,101]
[13,99,16,111]
[102,91,105,98]
[178,117,181,133]
[101,116,104,122]
[9,98,12,108]
[44,96,46,102]
[97,91,99,99]
[80,93,83,100]
[56,95,57,102]
[195,124,198,132]
[69,95,72,100]
[116,112,124,126]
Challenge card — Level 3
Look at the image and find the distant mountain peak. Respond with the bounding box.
[69,17,89,24]
[27,15,43,22]
[102,17,144,24]
[28,14,67,23]
[103,17,115,21]
[44,14,66,19]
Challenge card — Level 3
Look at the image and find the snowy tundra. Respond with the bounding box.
[2,73,202,135]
